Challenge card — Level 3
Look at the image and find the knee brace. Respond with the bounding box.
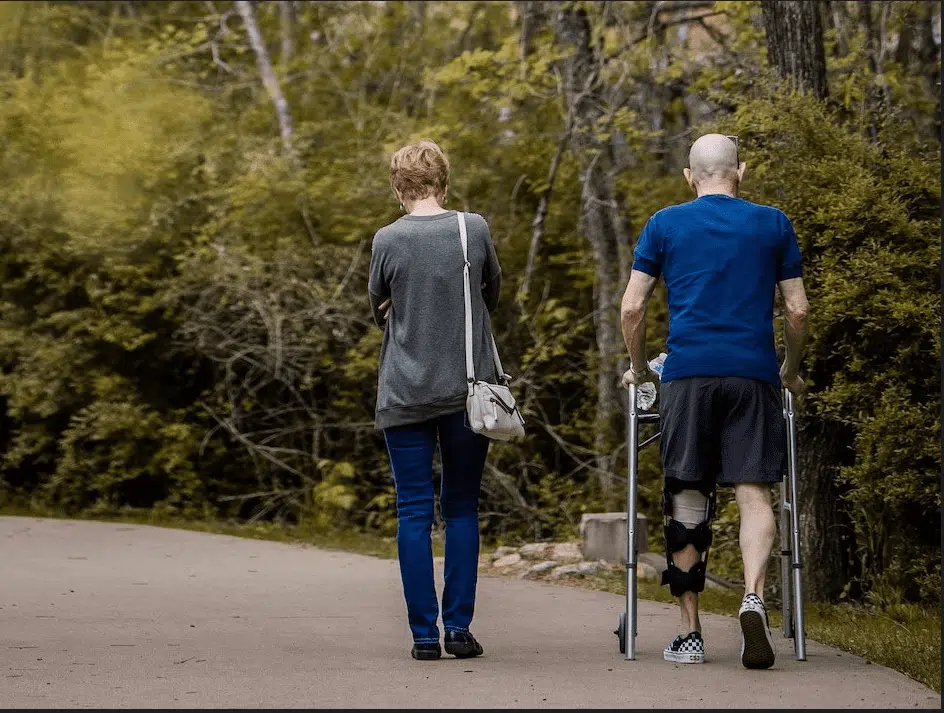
[661,479,715,597]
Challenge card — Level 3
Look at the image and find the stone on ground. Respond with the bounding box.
[493,552,523,568]
[518,542,552,559]
[492,545,518,559]
[551,542,582,561]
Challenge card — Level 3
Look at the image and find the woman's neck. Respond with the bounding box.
[406,196,449,216]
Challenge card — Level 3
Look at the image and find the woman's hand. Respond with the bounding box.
[379,299,391,321]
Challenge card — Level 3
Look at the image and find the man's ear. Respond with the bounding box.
[737,162,747,183]
[683,167,696,193]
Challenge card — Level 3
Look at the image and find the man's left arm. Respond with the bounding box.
[620,270,659,383]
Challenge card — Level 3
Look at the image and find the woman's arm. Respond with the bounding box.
[368,234,391,330]
[483,274,501,312]
[481,219,502,312]
[368,294,390,329]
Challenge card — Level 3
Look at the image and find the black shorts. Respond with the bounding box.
[658,377,785,488]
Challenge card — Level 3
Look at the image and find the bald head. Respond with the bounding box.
[688,133,740,184]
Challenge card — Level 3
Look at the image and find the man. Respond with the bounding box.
[619,134,809,669]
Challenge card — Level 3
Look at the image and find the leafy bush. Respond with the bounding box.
[721,89,940,601]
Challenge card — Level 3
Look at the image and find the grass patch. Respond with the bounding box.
[2,506,938,692]
[542,566,941,693]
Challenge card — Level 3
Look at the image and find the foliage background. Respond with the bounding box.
[0,0,939,604]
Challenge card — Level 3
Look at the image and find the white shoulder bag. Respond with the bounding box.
[457,212,526,442]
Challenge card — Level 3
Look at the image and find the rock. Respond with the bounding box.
[577,561,601,575]
[518,560,558,580]
[493,553,522,568]
[519,543,552,560]
[579,512,649,563]
[705,577,727,591]
[637,561,659,580]
[492,546,518,559]
[477,556,491,569]
[549,564,582,579]
[551,542,582,561]
[639,552,665,569]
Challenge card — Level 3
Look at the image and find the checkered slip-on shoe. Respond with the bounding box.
[663,631,706,664]
[739,593,775,669]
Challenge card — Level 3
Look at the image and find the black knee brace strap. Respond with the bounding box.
[665,519,713,554]
[662,561,708,596]
[661,478,716,597]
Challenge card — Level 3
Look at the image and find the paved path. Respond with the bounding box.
[1,517,937,709]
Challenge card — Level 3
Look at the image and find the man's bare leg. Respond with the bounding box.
[734,483,776,598]
[673,544,702,634]
[735,482,777,669]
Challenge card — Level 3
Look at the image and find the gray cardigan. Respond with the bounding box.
[368,211,502,430]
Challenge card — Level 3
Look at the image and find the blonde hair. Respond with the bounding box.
[390,139,450,203]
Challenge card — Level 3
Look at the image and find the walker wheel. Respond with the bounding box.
[616,612,627,654]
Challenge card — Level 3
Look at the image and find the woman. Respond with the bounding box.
[368,139,502,661]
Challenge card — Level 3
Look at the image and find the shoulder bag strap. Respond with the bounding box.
[458,212,476,394]
[489,328,507,383]
[458,212,510,388]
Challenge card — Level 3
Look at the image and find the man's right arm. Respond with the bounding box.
[778,277,809,390]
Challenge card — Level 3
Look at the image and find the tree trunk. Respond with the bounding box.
[518,0,573,304]
[894,1,914,68]
[761,1,829,99]
[605,144,634,312]
[583,167,624,494]
[916,2,941,134]
[859,1,893,139]
[236,0,295,157]
[553,3,625,498]
[826,1,850,58]
[517,0,548,61]
[519,117,573,303]
[796,420,860,601]
[763,1,863,601]
[279,0,295,69]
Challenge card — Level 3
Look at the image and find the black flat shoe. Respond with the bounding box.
[411,642,442,661]
[444,630,484,658]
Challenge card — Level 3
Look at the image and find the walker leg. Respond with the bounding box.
[780,478,794,639]
[625,384,639,660]
[780,391,794,639]
[784,389,807,661]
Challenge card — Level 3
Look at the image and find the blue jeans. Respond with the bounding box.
[383,410,489,643]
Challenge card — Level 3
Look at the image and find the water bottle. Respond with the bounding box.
[636,352,668,411]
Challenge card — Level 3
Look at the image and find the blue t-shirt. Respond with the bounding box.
[632,194,803,387]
